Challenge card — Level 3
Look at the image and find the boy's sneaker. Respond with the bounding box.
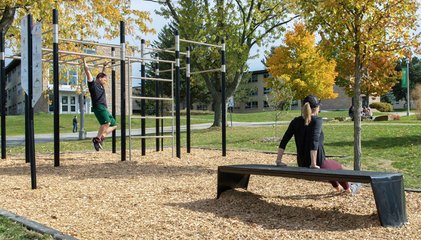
[92,137,103,151]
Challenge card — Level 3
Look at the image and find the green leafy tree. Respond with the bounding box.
[147,0,298,126]
[296,0,420,170]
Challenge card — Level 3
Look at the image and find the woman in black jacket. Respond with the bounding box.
[276,95,351,193]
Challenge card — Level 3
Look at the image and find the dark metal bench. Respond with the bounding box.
[217,164,407,227]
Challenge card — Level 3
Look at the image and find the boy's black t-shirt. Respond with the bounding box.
[279,116,325,167]
[88,81,107,108]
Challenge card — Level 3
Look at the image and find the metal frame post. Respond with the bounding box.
[0,30,6,159]
[120,21,126,161]
[140,39,146,155]
[175,31,181,158]
[221,39,226,156]
[111,47,116,153]
[27,14,37,189]
[159,55,164,151]
[186,47,191,153]
[53,9,60,167]
[155,53,160,151]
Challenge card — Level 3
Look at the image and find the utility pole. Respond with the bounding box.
[406,58,410,117]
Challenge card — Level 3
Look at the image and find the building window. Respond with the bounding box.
[250,90,258,96]
[263,73,270,78]
[263,87,272,94]
[69,70,78,85]
[70,96,76,112]
[248,74,258,83]
[245,101,258,109]
[62,96,68,112]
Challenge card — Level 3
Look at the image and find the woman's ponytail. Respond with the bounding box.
[303,102,312,126]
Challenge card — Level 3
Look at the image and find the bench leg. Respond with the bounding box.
[217,171,250,199]
[371,176,407,227]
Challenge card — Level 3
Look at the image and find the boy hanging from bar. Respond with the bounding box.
[82,57,117,151]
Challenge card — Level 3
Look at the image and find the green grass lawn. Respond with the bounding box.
[0,216,52,240]
[1,110,418,136]
[4,121,420,189]
[1,112,212,136]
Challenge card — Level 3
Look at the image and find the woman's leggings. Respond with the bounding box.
[321,159,350,190]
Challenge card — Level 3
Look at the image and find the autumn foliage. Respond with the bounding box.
[266,23,338,101]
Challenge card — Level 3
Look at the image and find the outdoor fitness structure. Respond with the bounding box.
[0,9,227,189]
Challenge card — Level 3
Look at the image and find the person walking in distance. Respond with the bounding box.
[82,58,117,151]
[72,115,78,133]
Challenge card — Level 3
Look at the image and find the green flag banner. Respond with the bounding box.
[401,67,408,88]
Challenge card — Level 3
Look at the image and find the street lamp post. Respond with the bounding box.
[406,58,410,117]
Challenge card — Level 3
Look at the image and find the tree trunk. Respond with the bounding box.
[353,47,362,171]
[212,94,222,127]
[0,6,17,34]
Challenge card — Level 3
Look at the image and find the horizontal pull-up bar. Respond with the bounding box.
[127,56,176,64]
[59,38,121,48]
[190,68,221,75]
[130,76,173,82]
[131,96,173,101]
[42,48,121,61]
[144,47,187,55]
[160,67,185,73]
[179,39,222,48]
[131,135,173,139]
[130,116,173,120]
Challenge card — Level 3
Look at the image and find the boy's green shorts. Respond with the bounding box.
[92,104,117,126]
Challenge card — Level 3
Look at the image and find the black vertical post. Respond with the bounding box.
[159,57,164,151]
[0,30,6,159]
[111,47,116,153]
[155,54,160,151]
[53,9,60,167]
[25,94,29,163]
[120,21,126,161]
[24,16,29,163]
[221,39,226,156]
[186,47,191,153]
[140,39,146,155]
[175,31,181,158]
[28,14,36,189]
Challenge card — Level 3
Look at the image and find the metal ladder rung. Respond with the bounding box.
[131,96,173,101]
[130,76,173,82]
[130,116,173,120]
[131,135,173,139]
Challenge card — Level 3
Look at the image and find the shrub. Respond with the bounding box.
[369,102,393,112]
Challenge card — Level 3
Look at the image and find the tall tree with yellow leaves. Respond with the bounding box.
[1,1,154,139]
[296,0,419,170]
[266,22,338,101]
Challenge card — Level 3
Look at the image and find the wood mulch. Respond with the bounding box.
[0,149,420,239]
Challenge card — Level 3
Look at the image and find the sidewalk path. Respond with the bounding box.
[4,116,419,146]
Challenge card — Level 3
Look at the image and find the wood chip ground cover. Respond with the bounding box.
[0,149,420,239]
